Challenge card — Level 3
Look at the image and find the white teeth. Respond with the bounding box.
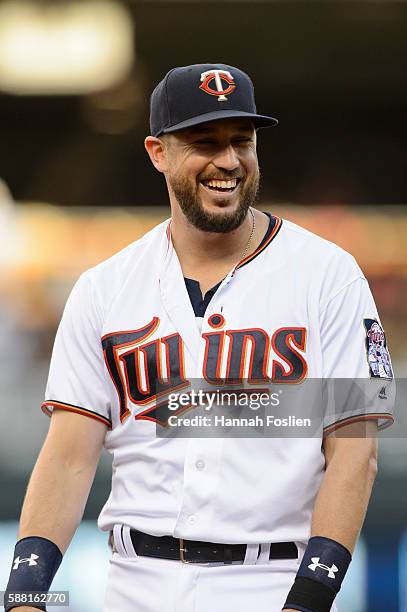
[204,179,238,189]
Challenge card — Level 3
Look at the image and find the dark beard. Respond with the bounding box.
[169,171,260,233]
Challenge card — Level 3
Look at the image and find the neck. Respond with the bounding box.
[170,205,270,274]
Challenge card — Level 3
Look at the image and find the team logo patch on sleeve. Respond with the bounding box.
[364,319,393,379]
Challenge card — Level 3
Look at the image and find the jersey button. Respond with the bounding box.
[188,515,197,525]
[195,460,205,470]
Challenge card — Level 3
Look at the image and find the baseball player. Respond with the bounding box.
[5,64,394,612]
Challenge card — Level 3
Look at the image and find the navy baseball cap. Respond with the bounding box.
[149,63,279,137]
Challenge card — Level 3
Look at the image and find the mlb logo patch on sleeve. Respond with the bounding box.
[364,319,393,379]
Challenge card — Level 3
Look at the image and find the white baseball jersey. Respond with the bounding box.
[42,215,394,545]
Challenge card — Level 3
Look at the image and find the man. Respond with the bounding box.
[5,63,394,612]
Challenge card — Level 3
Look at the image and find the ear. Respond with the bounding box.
[144,136,169,173]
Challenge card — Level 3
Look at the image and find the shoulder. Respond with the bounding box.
[272,217,368,310]
[280,217,352,257]
[278,217,365,279]
[91,218,170,274]
[71,218,170,315]
[86,218,169,279]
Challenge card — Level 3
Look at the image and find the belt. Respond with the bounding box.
[125,529,298,564]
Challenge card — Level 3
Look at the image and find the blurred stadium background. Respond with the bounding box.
[0,1,406,611]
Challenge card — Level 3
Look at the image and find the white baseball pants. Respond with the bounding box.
[103,525,338,612]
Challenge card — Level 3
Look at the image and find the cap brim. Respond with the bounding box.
[159,110,278,135]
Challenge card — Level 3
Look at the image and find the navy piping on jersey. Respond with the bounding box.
[184,213,279,317]
[236,213,282,271]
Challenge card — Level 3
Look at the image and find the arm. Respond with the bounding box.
[283,420,378,611]
[311,420,378,552]
[18,408,107,552]
[9,408,107,611]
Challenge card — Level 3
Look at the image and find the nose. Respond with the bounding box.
[212,143,240,171]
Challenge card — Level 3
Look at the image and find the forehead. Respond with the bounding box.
[174,117,255,139]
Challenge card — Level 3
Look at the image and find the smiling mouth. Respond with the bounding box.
[200,178,242,194]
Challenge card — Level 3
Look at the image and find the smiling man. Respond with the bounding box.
[156,118,259,232]
[4,64,394,612]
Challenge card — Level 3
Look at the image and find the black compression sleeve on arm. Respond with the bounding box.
[4,536,63,612]
[283,536,352,612]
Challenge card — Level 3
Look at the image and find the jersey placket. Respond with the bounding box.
[172,272,235,540]
[159,231,201,373]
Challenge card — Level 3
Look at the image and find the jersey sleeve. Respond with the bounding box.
[41,271,112,428]
[320,274,394,435]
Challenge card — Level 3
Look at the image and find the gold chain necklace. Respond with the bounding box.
[239,208,256,262]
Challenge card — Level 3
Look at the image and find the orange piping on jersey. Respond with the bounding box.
[323,413,394,436]
[41,400,112,428]
[235,216,282,271]
[166,220,172,253]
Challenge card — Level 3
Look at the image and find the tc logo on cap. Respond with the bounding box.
[199,69,236,102]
